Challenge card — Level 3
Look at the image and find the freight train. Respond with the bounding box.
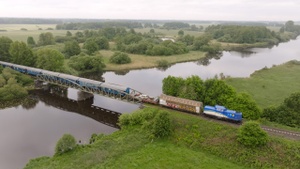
[140,94,243,123]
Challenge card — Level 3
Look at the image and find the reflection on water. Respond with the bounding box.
[103,38,300,97]
[32,89,121,128]
[0,87,133,169]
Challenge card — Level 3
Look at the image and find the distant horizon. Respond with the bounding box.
[0,17,297,23]
[1,0,299,22]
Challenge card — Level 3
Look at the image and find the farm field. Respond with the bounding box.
[0,24,76,41]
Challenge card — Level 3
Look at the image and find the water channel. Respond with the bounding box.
[0,37,300,169]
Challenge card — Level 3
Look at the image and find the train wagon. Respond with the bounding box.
[159,94,202,114]
[203,105,242,122]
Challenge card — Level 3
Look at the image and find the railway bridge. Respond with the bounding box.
[0,61,144,103]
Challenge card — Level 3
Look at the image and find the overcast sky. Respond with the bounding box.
[0,0,299,21]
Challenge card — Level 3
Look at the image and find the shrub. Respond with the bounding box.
[157,60,169,68]
[55,134,77,155]
[152,111,171,138]
[109,52,131,64]
[237,121,268,147]
[118,108,158,128]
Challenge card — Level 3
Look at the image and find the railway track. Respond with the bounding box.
[148,104,300,140]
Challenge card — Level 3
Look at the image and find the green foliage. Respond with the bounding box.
[0,68,29,102]
[38,32,55,46]
[9,41,36,66]
[177,34,194,46]
[156,60,169,68]
[36,48,64,71]
[55,134,77,155]
[193,34,212,50]
[237,121,269,147]
[118,108,158,127]
[89,133,105,144]
[205,25,279,44]
[83,38,98,55]
[283,20,300,35]
[262,92,300,127]
[109,52,131,64]
[203,78,236,106]
[63,40,81,58]
[163,22,190,29]
[24,107,300,169]
[162,75,185,96]
[0,36,13,61]
[152,111,171,138]
[66,31,72,37]
[163,76,261,120]
[178,30,184,36]
[68,55,105,74]
[228,93,261,120]
[94,37,109,50]
[27,36,36,47]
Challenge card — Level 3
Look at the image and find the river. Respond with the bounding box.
[0,37,300,169]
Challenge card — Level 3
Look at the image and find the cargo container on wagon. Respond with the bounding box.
[159,94,202,114]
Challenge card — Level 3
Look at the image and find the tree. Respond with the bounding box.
[94,37,109,50]
[27,36,36,47]
[203,79,236,106]
[66,31,72,37]
[36,48,64,71]
[162,75,185,96]
[37,32,55,46]
[262,92,300,127]
[150,29,155,34]
[9,41,36,66]
[64,40,81,58]
[152,111,171,138]
[55,134,77,155]
[178,30,184,36]
[0,36,13,61]
[179,75,204,101]
[68,55,106,74]
[83,38,98,55]
[237,121,268,147]
[193,34,211,50]
[109,52,131,64]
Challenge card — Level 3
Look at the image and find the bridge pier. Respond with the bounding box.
[77,91,94,101]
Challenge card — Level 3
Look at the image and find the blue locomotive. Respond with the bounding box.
[203,105,242,122]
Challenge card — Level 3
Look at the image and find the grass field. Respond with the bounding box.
[101,50,206,71]
[25,107,300,169]
[0,24,76,42]
[225,60,300,109]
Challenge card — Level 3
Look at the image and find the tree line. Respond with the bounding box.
[162,75,261,120]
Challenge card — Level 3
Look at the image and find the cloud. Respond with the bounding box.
[0,0,299,21]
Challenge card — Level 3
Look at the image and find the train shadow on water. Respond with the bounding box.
[29,89,121,129]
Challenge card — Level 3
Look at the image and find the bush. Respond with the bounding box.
[109,52,131,64]
[118,108,158,127]
[237,121,268,147]
[152,111,171,138]
[55,134,77,155]
[157,60,169,68]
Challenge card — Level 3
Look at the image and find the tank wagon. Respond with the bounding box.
[0,61,134,98]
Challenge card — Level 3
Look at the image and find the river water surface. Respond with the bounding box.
[0,37,300,169]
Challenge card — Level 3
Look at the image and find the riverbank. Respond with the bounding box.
[25,107,300,169]
[101,50,207,71]
[225,60,300,109]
